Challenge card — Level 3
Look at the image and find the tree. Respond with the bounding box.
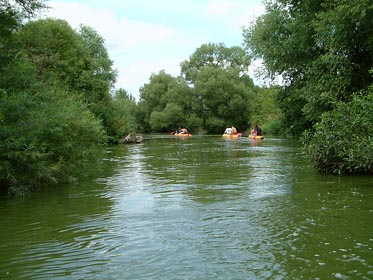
[108,88,138,140]
[15,20,117,105]
[243,0,373,135]
[304,87,373,174]
[0,0,46,87]
[0,85,107,197]
[138,71,196,132]
[249,86,282,134]
[0,0,45,44]
[0,6,121,195]
[76,24,117,104]
[181,43,251,82]
[15,19,122,140]
[181,43,255,133]
[193,66,252,131]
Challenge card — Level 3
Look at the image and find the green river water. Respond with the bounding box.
[1,135,372,279]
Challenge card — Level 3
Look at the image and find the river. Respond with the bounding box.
[1,135,372,279]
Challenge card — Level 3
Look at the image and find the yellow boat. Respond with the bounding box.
[223,133,242,139]
[248,134,264,140]
[174,133,192,137]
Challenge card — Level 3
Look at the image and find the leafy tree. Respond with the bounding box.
[15,19,123,140]
[181,43,255,133]
[0,3,124,196]
[0,87,106,196]
[16,20,117,105]
[304,87,373,174]
[0,0,46,85]
[181,43,251,82]
[108,88,138,141]
[249,86,282,134]
[76,24,117,104]
[139,44,266,134]
[138,71,195,132]
[15,19,84,84]
[138,70,174,131]
[193,66,252,132]
[0,0,45,17]
[163,76,201,131]
[0,0,45,44]
[243,0,373,135]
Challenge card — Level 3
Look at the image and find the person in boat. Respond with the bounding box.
[178,127,189,134]
[231,125,237,135]
[252,124,262,136]
[224,126,233,135]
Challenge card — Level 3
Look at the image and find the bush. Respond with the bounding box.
[303,90,373,174]
[205,117,225,134]
[0,87,106,196]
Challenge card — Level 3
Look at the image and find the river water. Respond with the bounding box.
[1,135,372,279]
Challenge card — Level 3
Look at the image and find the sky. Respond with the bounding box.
[43,0,266,100]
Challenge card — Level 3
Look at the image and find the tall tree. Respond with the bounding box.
[108,88,138,140]
[0,1,110,196]
[181,43,251,83]
[77,24,117,103]
[15,20,117,104]
[243,0,373,135]
[15,19,122,139]
[181,43,254,132]
[138,71,195,132]
[0,0,46,83]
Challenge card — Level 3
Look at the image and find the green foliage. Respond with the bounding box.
[193,66,252,132]
[276,85,312,136]
[76,25,117,103]
[107,88,137,141]
[0,87,106,196]
[0,0,46,82]
[138,43,260,134]
[181,43,251,82]
[15,19,84,83]
[179,43,256,133]
[205,117,225,133]
[186,113,203,132]
[16,20,117,105]
[14,18,128,142]
[0,0,45,17]
[0,3,130,196]
[243,0,373,135]
[139,71,193,132]
[249,86,282,133]
[303,89,373,174]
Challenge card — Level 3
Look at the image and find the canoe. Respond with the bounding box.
[223,133,242,139]
[248,134,264,140]
[175,133,192,137]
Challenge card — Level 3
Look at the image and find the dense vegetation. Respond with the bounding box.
[1,0,371,197]
[0,1,136,196]
[1,1,277,196]
[304,89,373,174]
[243,0,373,173]
[137,43,278,133]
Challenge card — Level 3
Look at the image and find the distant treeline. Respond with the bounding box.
[1,0,372,197]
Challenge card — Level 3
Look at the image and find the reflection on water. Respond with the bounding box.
[1,135,373,279]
